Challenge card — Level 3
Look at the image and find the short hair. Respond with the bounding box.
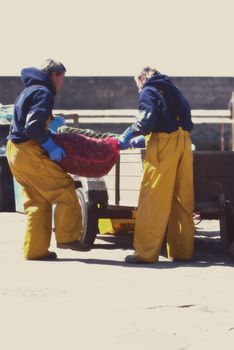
[40,59,66,76]
[135,66,159,81]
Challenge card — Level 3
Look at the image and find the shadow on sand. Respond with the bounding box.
[56,228,234,268]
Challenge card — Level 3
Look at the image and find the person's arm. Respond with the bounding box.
[25,89,65,162]
[131,87,162,135]
[118,87,162,149]
[25,89,54,144]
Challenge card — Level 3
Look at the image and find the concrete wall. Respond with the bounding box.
[1,76,234,151]
[0,76,234,109]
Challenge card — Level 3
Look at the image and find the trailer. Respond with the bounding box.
[74,150,234,254]
[1,150,234,255]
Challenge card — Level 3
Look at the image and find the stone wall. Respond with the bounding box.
[0,76,234,109]
[1,76,234,150]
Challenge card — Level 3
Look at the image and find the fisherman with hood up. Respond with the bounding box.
[7,59,89,260]
[118,67,195,264]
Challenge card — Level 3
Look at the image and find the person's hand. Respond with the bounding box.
[41,138,66,162]
[48,145,66,162]
[118,127,134,150]
[118,138,131,150]
[130,135,145,148]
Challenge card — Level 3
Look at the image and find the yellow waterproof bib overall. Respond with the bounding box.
[134,128,195,262]
[6,139,82,259]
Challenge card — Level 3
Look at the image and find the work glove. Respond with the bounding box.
[118,139,131,150]
[41,137,66,162]
[130,135,145,148]
[118,127,134,150]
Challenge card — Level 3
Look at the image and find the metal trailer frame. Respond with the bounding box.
[74,150,234,253]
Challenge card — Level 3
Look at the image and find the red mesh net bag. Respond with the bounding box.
[51,133,120,177]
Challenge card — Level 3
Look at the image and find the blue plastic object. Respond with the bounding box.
[0,104,14,124]
[49,115,65,133]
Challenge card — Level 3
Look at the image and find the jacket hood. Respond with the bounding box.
[21,67,56,95]
[143,74,191,118]
[143,74,177,94]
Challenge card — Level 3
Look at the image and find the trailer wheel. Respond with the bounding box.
[76,188,99,246]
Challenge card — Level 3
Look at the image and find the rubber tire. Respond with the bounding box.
[76,188,99,246]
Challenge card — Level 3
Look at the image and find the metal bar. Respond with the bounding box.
[115,155,120,206]
[220,123,224,151]
[98,207,133,219]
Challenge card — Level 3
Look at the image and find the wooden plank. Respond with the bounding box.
[119,162,143,176]
[106,150,234,210]
[54,109,230,117]
[108,189,140,207]
[56,113,79,128]
[119,190,140,206]
[120,176,142,191]
[106,159,143,176]
[104,176,116,189]
[105,176,142,191]
[103,149,143,206]
[107,189,115,204]
[193,151,234,202]
[120,150,144,163]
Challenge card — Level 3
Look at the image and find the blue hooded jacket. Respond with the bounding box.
[8,67,56,144]
[130,74,193,136]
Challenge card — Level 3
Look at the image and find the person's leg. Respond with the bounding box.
[21,184,53,259]
[131,131,181,262]
[53,184,83,244]
[6,141,53,259]
[6,140,83,256]
[166,131,195,260]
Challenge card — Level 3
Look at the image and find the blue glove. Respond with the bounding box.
[118,127,134,150]
[130,135,145,148]
[118,139,131,150]
[42,138,66,162]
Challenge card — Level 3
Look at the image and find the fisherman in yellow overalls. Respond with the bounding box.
[118,67,195,263]
[6,59,89,260]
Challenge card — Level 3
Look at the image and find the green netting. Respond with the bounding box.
[58,125,118,139]
[0,104,13,124]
